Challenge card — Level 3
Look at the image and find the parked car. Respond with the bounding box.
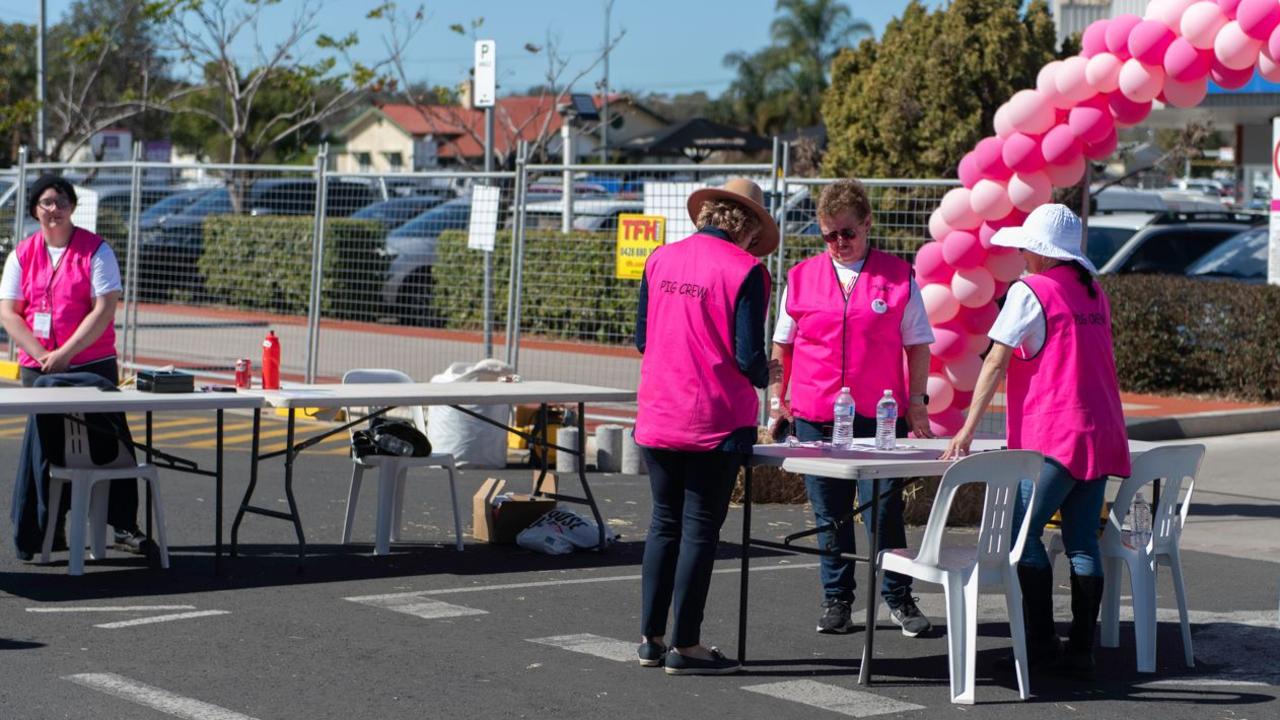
[138,187,216,226]
[351,194,449,231]
[523,198,644,233]
[381,197,473,325]
[1185,226,1270,284]
[1088,211,1264,274]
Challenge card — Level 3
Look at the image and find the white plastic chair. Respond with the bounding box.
[41,414,169,575]
[868,450,1044,705]
[1099,444,1205,673]
[340,369,463,554]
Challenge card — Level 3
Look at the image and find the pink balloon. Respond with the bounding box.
[970,179,1013,221]
[928,407,965,437]
[950,389,974,412]
[1211,57,1255,86]
[957,152,981,188]
[952,266,996,308]
[1086,52,1125,93]
[930,326,968,362]
[1045,153,1087,187]
[1129,20,1177,65]
[1237,0,1280,39]
[1040,124,1083,166]
[1163,75,1210,105]
[1002,132,1046,174]
[939,187,982,230]
[921,283,960,324]
[1269,22,1280,60]
[1119,58,1167,102]
[915,241,955,285]
[1215,20,1263,68]
[1183,1,1231,49]
[942,230,986,269]
[1068,104,1114,144]
[1082,19,1111,57]
[1218,0,1244,19]
[972,136,1012,181]
[993,104,1016,138]
[943,353,984,393]
[1055,56,1097,102]
[957,302,1000,336]
[1110,92,1154,126]
[965,332,992,356]
[1164,37,1214,81]
[1008,171,1052,212]
[928,209,953,243]
[1037,61,1073,109]
[1006,90,1056,135]
[985,245,1029,281]
[1106,14,1144,59]
[926,374,955,414]
[1084,128,1119,160]
[1260,50,1280,80]
[1147,0,1200,27]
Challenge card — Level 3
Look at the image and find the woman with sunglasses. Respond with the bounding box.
[1,175,149,559]
[769,179,936,638]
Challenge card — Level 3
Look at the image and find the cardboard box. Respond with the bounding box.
[472,473,558,544]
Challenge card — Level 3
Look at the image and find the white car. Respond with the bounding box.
[523,198,644,233]
[1086,211,1263,274]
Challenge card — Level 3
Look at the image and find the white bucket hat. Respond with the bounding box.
[990,203,1098,275]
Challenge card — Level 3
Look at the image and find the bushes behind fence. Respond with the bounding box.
[202,216,386,320]
[1102,274,1280,403]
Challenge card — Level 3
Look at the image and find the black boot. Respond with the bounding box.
[1059,572,1104,681]
[997,564,1060,671]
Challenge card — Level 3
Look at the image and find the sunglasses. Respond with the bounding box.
[38,197,72,210]
[822,226,861,244]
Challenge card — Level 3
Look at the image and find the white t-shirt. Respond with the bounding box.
[0,241,123,301]
[987,280,1046,358]
[772,257,935,346]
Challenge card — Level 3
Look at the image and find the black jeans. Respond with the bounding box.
[640,446,745,648]
[21,357,138,533]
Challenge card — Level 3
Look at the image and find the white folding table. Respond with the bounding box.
[233,380,636,560]
[0,386,265,574]
[738,437,1158,685]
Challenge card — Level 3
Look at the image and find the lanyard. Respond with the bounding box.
[41,231,73,309]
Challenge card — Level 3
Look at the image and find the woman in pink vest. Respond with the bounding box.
[634,178,777,676]
[770,179,936,638]
[1,175,148,558]
[943,204,1130,680]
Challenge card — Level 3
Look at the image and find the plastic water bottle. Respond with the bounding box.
[376,432,415,457]
[1130,491,1152,550]
[875,390,898,450]
[831,387,855,450]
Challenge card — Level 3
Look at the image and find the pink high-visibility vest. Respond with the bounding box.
[1006,265,1130,480]
[784,250,911,422]
[15,228,117,369]
[635,233,769,452]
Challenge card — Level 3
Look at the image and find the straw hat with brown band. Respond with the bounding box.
[685,177,779,257]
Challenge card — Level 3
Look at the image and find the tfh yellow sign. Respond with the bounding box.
[615,214,666,280]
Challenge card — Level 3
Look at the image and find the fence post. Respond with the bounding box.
[304,144,329,384]
[124,142,144,369]
[509,142,531,372]
[775,141,791,319]
[505,141,528,368]
[8,146,27,361]
[483,106,495,358]
[561,122,574,233]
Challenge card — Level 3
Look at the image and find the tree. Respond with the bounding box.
[822,0,1062,179]
[0,22,39,165]
[721,0,870,135]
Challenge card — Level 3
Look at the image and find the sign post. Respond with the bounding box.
[1270,117,1280,285]
[475,40,497,355]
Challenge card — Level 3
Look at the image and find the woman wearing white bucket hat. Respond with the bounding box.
[942,203,1131,680]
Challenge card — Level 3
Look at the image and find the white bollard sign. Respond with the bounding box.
[1271,117,1280,285]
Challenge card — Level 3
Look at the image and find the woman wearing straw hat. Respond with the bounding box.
[634,178,778,676]
[942,203,1131,680]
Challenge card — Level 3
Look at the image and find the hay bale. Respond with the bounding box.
[732,428,807,504]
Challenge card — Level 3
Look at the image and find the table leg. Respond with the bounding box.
[215,408,223,576]
[532,403,550,493]
[574,401,607,550]
[737,466,753,665]
[283,409,306,560]
[145,412,153,539]
[859,477,881,686]
[231,408,262,557]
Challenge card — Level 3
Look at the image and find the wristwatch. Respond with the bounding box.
[909,393,928,406]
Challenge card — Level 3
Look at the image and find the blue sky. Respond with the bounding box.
[13,0,947,96]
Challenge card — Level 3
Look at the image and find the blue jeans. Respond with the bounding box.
[640,447,744,648]
[1013,458,1107,578]
[795,417,913,606]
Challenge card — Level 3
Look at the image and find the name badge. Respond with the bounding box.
[871,298,888,314]
[33,312,52,339]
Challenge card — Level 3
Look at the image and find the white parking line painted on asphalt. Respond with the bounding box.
[344,594,488,620]
[527,633,636,663]
[1138,678,1273,688]
[94,610,230,629]
[64,673,261,720]
[27,605,197,613]
[742,680,925,717]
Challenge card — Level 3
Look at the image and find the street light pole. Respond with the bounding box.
[600,0,612,164]
[37,0,46,159]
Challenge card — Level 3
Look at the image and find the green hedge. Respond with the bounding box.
[1102,274,1280,403]
[201,216,386,320]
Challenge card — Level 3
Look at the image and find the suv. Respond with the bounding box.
[1185,226,1270,284]
[1087,211,1264,275]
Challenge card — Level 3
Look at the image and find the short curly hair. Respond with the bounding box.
[696,199,762,243]
[817,179,871,223]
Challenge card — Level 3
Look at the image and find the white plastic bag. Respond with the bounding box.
[425,359,513,469]
[515,509,617,555]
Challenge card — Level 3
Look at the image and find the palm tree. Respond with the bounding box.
[770,0,872,83]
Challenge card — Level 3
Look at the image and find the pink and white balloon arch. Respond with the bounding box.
[917,0,1280,434]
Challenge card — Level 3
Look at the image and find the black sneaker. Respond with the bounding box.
[637,640,667,667]
[817,597,855,634]
[112,528,153,556]
[663,647,739,676]
[888,596,932,637]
